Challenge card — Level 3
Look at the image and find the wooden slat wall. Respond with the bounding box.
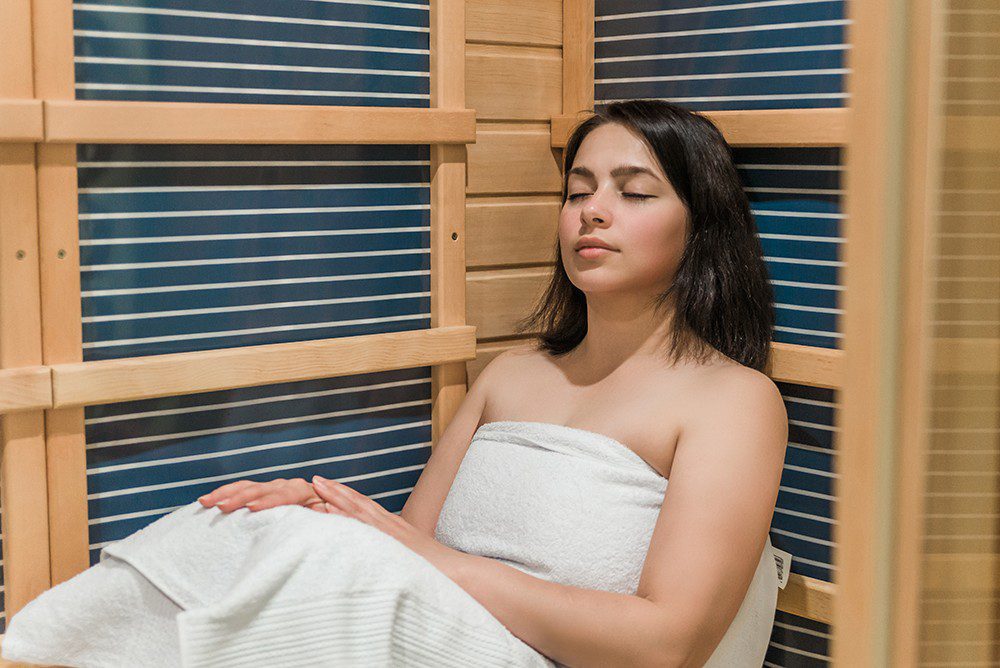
[464,0,564,379]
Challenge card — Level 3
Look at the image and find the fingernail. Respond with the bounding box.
[312,475,329,486]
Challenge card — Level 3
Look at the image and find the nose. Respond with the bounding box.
[581,190,611,227]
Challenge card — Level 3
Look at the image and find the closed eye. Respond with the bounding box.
[566,192,653,201]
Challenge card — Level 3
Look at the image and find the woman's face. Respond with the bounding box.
[559,123,689,299]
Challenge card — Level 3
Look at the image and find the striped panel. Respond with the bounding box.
[735,147,842,349]
[773,382,836,584]
[594,0,849,111]
[765,610,831,666]
[85,366,432,565]
[78,143,432,360]
[73,0,430,106]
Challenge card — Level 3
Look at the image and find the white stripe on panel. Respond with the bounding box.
[82,226,430,245]
[82,248,429,271]
[73,30,430,55]
[75,83,430,100]
[598,0,840,22]
[73,4,430,33]
[597,68,848,84]
[82,269,430,297]
[75,57,430,78]
[79,160,431,168]
[600,93,849,104]
[80,203,429,221]
[596,44,848,64]
[594,19,851,43]
[79,182,430,195]
[83,311,430,349]
[82,290,431,322]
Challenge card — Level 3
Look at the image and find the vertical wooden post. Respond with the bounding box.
[838,0,943,664]
[32,0,91,583]
[0,0,51,620]
[562,0,594,118]
[429,0,469,447]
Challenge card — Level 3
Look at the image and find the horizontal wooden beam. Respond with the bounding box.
[0,99,43,142]
[945,115,1000,152]
[552,108,849,148]
[44,101,479,145]
[778,572,835,624]
[0,366,51,412]
[769,342,844,389]
[51,326,477,407]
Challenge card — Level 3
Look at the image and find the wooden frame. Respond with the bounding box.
[0,0,52,629]
[0,0,475,639]
[558,0,845,627]
[44,101,476,145]
[552,108,850,148]
[836,0,945,664]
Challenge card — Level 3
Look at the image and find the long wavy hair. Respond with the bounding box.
[514,99,775,372]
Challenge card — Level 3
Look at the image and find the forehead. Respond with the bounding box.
[569,123,664,178]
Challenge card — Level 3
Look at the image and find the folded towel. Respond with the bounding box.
[434,421,779,667]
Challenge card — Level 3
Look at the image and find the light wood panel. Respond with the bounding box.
[0,0,51,621]
[551,109,850,148]
[767,343,844,389]
[467,123,562,194]
[467,44,561,121]
[32,0,93,586]
[0,367,50,413]
[43,101,478,144]
[51,326,478,408]
[0,100,42,142]
[466,0,561,47]
[561,0,594,116]
[466,195,560,266]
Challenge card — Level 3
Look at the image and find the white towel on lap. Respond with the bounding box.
[3,420,778,667]
[4,502,555,667]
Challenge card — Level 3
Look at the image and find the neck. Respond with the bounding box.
[572,290,678,373]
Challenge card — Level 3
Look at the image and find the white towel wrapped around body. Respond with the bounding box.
[3,420,778,667]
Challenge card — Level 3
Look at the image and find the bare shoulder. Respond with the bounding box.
[469,343,542,405]
[680,356,788,442]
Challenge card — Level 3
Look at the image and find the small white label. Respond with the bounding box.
[772,547,793,590]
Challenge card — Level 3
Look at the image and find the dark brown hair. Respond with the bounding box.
[514,99,775,371]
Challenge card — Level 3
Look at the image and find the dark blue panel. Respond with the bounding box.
[74,0,431,107]
[78,143,431,359]
[595,0,847,111]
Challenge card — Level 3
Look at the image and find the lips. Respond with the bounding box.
[574,236,616,251]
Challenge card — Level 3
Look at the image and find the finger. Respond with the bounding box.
[215,485,268,513]
[311,478,362,515]
[199,480,253,506]
[245,492,289,512]
[313,477,383,522]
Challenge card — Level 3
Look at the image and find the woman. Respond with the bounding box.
[198,99,788,667]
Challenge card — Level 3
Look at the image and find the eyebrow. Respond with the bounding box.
[567,164,663,181]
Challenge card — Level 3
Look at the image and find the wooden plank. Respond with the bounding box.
[551,109,850,148]
[838,0,937,663]
[777,573,836,625]
[562,0,594,116]
[0,367,51,413]
[429,0,469,450]
[51,326,478,408]
[43,101,478,144]
[32,0,90,587]
[466,195,560,267]
[0,100,42,142]
[467,123,562,194]
[466,0,561,47]
[466,43,561,120]
[767,343,844,389]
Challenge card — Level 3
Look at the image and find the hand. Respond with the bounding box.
[198,478,329,514]
[310,475,469,578]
